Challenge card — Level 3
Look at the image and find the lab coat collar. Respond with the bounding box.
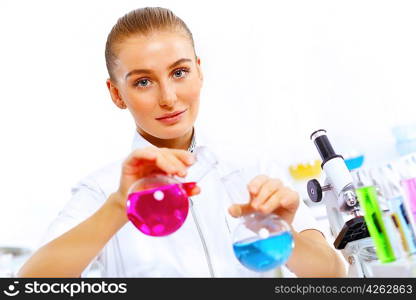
[131,125,208,151]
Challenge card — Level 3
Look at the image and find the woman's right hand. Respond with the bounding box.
[108,146,200,213]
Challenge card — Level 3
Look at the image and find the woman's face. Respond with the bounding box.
[107,31,202,140]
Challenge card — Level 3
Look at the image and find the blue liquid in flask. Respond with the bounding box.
[233,231,294,272]
[345,155,365,171]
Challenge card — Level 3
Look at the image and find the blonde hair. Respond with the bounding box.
[105,7,196,81]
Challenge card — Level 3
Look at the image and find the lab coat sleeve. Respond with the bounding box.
[39,177,106,277]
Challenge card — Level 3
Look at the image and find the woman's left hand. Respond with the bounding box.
[228,175,300,225]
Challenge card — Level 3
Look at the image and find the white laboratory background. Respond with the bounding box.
[1,0,416,254]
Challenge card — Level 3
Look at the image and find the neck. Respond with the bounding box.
[137,127,194,150]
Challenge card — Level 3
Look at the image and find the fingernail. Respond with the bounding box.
[249,185,257,194]
[187,155,195,164]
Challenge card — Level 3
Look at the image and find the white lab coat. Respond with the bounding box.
[41,129,324,277]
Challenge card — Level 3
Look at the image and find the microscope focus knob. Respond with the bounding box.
[307,179,323,202]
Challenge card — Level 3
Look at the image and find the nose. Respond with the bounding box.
[158,81,177,108]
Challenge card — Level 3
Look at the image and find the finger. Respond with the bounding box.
[188,185,201,196]
[260,189,299,214]
[228,204,256,218]
[252,179,284,209]
[161,151,188,177]
[279,190,300,211]
[247,175,269,196]
[258,192,282,215]
[169,149,196,166]
[153,152,183,175]
[126,148,158,165]
[123,148,158,174]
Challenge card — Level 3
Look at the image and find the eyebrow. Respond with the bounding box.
[124,58,192,80]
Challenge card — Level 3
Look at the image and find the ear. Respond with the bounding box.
[106,79,127,109]
[196,57,203,82]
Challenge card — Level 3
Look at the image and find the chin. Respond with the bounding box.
[153,122,194,140]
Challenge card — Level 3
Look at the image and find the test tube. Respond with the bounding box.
[398,155,416,224]
[376,164,416,256]
[402,178,416,223]
[353,169,396,263]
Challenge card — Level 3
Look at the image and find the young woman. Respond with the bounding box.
[18,7,346,278]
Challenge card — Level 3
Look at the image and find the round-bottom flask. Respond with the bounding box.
[222,170,295,272]
[126,146,218,237]
[232,213,294,272]
[127,175,195,237]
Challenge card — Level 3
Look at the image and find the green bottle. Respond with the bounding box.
[354,170,396,263]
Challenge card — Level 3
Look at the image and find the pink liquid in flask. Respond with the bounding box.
[126,180,196,237]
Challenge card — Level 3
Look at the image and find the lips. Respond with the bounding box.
[155,109,187,125]
[156,109,186,120]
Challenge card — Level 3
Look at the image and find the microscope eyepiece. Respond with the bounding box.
[310,129,343,168]
[310,129,327,140]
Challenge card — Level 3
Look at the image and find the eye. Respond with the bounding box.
[172,68,189,79]
[135,78,151,88]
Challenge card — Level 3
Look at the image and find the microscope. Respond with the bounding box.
[306,129,376,277]
[306,129,416,277]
